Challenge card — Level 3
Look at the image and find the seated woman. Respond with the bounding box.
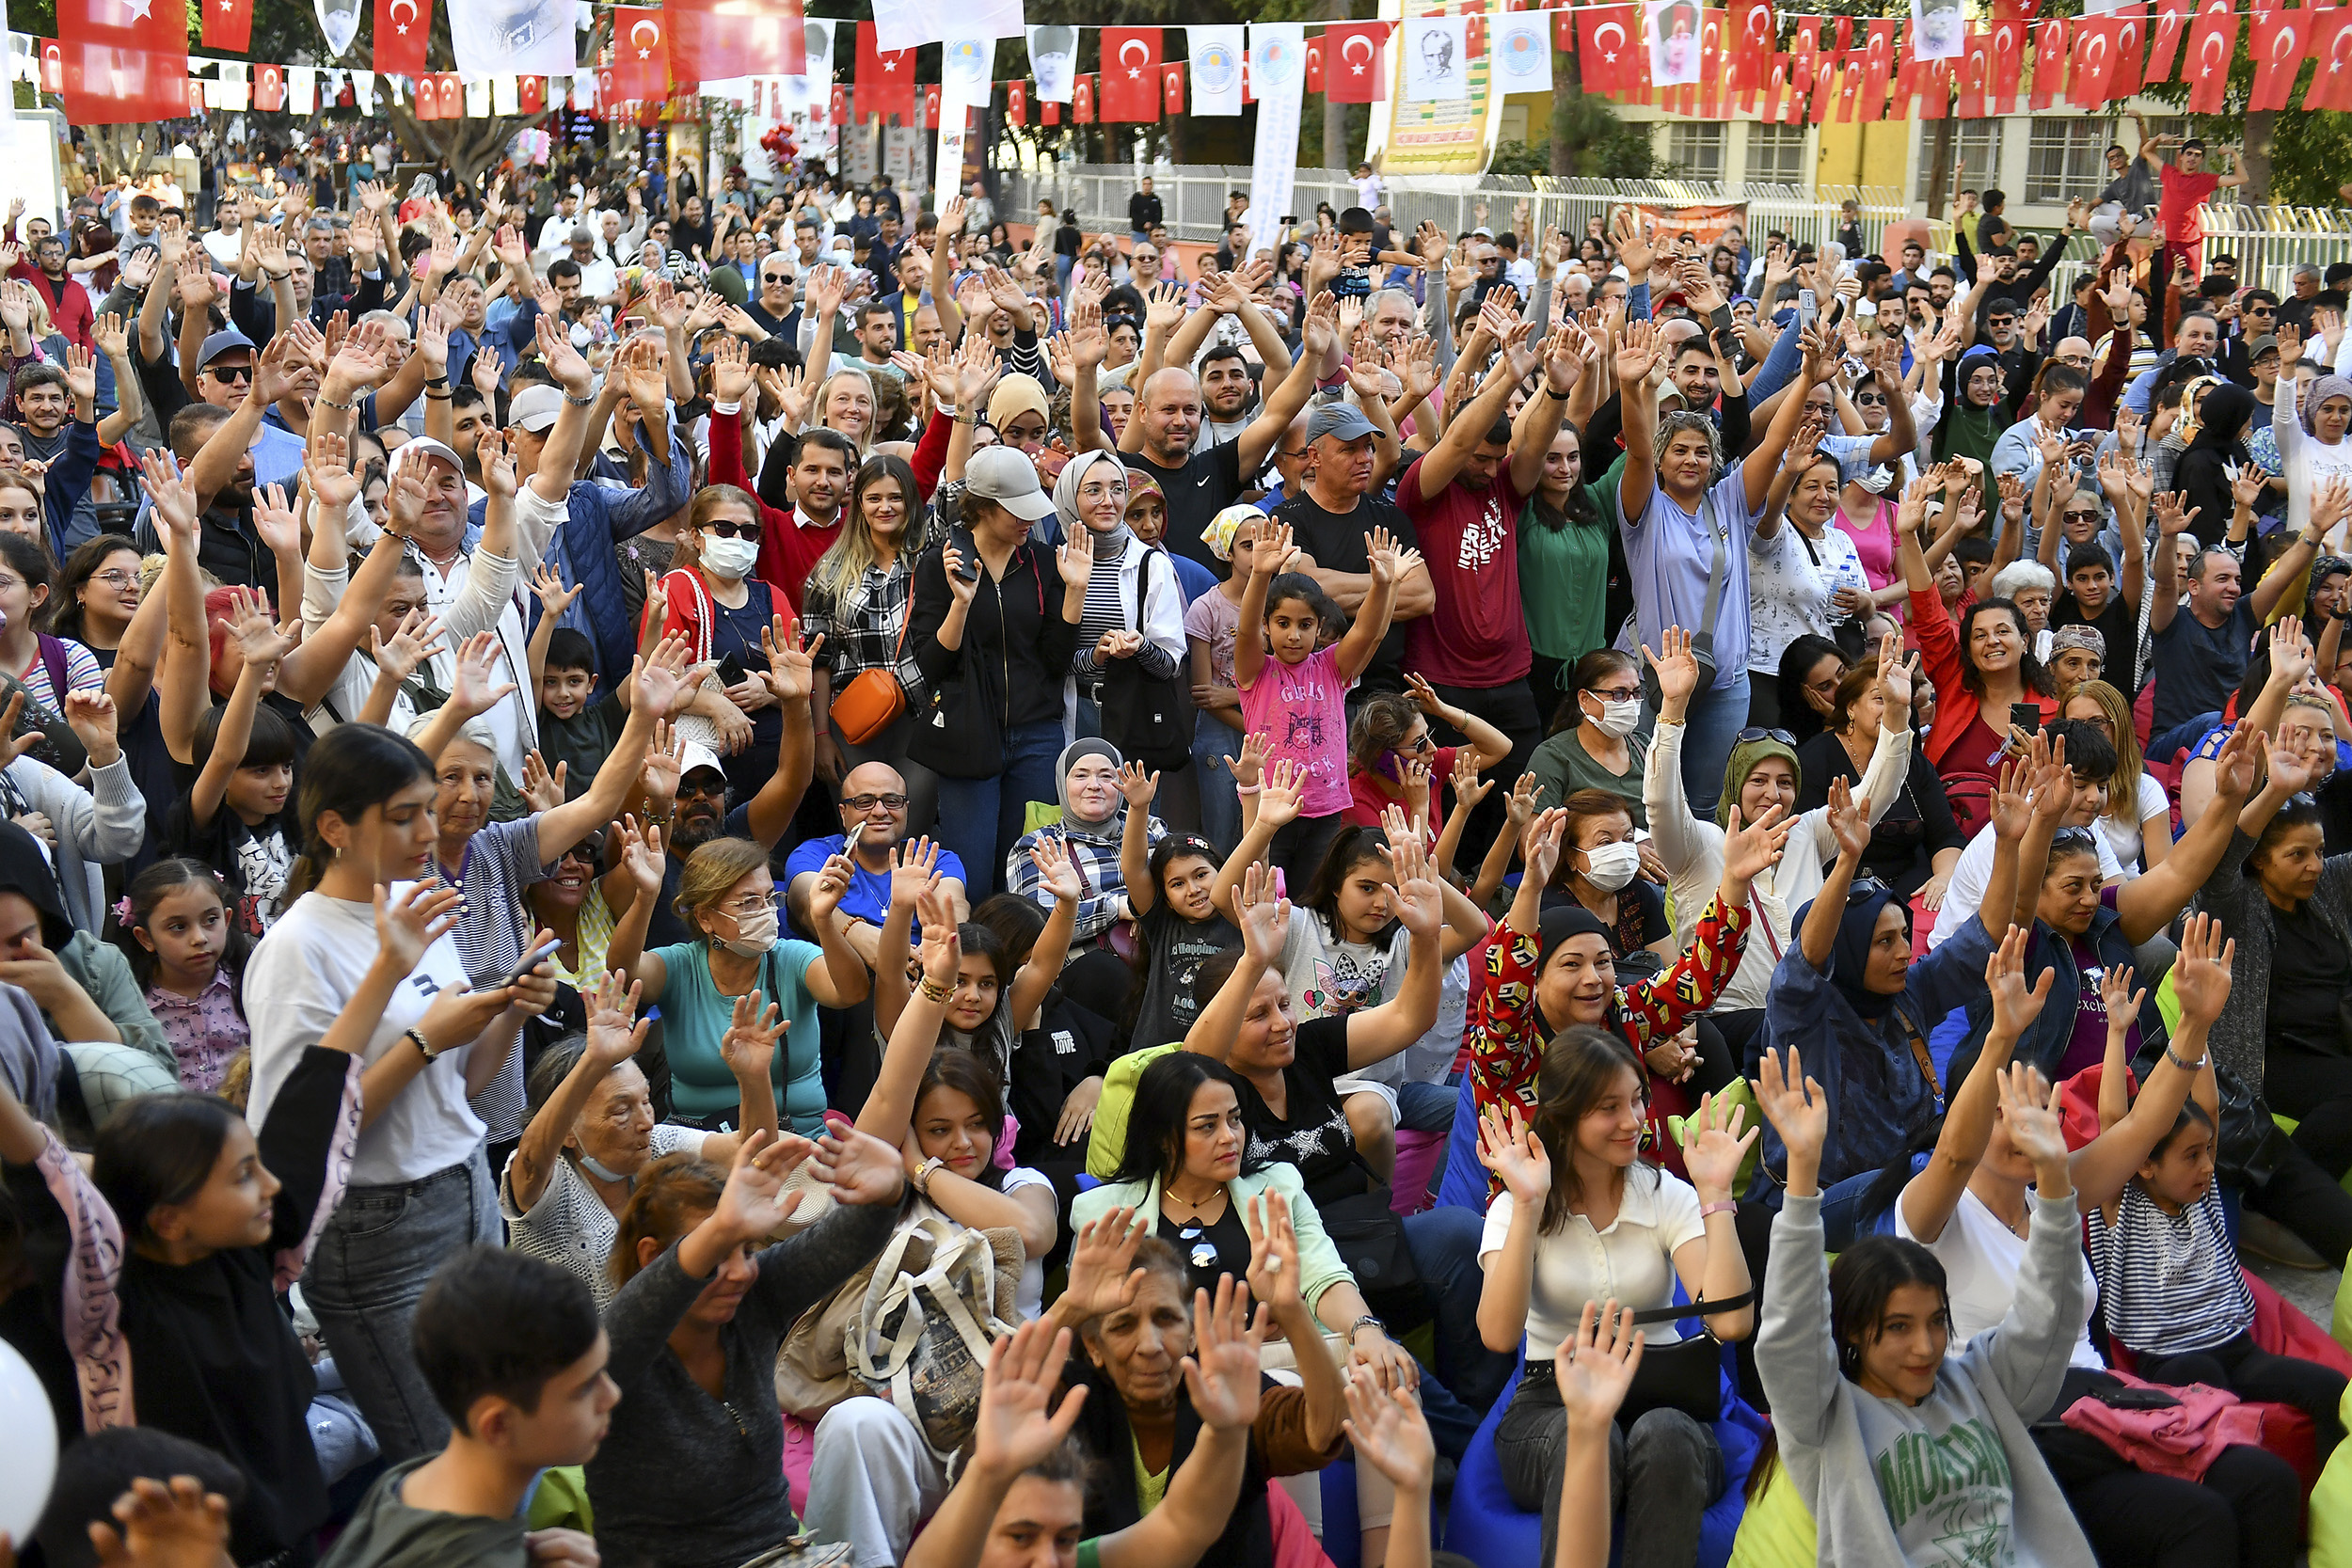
[1650,626,1916,1075]
[1545,788,1676,966]
[1899,918,2304,1568]
[1475,1037,1757,1568]
[1752,1040,2102,1565]
[1343,677,1514,829]
[1044,1201,1361,1568]
[2181,621,2352,843]
[501,968,781,1308]
[1530,649,1651,825]
[591,1124,908,1568]
[2058,680,2172,880]
[1005,739,1167,1018]
[1797,654,1965,918]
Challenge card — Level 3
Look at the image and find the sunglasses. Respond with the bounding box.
[208,363,254,383]
[1854,392,1884,406]
[2062,508,2101,524]
[1845,874,1893,903]
[1736,726,1797,745]
[701,520,757,540]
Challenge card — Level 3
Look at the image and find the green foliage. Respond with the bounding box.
[1489,138,1547,177]
[2272,116,2352,206]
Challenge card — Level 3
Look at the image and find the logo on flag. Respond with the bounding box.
[1497,24,1546,75]
[1197,39,1239,89]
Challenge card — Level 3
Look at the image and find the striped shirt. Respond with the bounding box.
[2089,1181,2254,1356]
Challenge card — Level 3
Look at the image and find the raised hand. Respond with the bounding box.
[1983,922,2058,1039]
[1182,1275,1267,1431]
[1994,1063,2070,1176]
[373,877,463,974]
[719,988,787,1082]
[1243,1189,1306,1322]
[1341,1370,1438,1492]
[1642,625,1702,711]
[1028,834,1085,905]
[1752,1045,1827,1165]
[1723,800,1794,882]
[1236,859,1292,963]
[1552,1300,1645,1431]
[2169,911,2235,1025]
[711,1128,817,1239]
[1680,1089,1760,1203]
[969,1320,1090,1478]
[1061,1206,1148,1323]
[1476,1102,1552,1204]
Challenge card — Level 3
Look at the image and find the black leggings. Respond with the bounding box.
[2263,1048,2352,1181]
[2137,1332,2348,1455]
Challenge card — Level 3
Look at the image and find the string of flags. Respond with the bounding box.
[8,0,2339,131]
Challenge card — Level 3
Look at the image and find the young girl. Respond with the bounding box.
[1233,519,1414,883]
[2091,1047,2349,1448]
[1121,762,1240,1049]
[1185,504,1263,854]
[119,858,248,1094]
[160,589,298,935]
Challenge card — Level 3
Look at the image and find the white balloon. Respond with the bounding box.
[0,1339,56,1543]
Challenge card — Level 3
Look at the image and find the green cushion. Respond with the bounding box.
[525,1466,594,1535]
[1668,1077,1763,1196]
[2312,1383,2352,1568]
[1086,1043,1181,1180]
[1727,1456,1817,1568]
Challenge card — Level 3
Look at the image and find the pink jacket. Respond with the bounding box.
[2061,1370,2268,1482]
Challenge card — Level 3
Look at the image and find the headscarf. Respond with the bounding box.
[1794,883,1911,1022]
[1716,736,1801,832]
[1201,503,1260,562]
[1054,737,1125,832]
[2186,384,2256,454]
[986,372,1052,434]
[2048,623,2106,663]
[2305,374,2352,438]
[1936,347,2005,482]
[1534,904,1618,1036]
[1125,472,1167,531]
[1052,449,1132,557]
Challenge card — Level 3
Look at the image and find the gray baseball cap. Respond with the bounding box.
[1306,401,1377,444]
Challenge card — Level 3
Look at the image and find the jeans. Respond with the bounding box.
[1396,1078,1457,1133]
[301,1147,500,1463]
[2147,710,2222,768]
[1192,711,1244,854]
[1403,1204,1515,1415]
[1494,1369,1722,1568]
[933,720,1066,899]
[1675,678,1752,819]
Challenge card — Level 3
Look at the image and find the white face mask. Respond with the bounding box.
[700,534,760,580]
[1580,840,1642,893]
[716,905,779,957]
[1585,694,1643,738]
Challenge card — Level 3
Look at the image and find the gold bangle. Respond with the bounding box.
[918,975,952,1004]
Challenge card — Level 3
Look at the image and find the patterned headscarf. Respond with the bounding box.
[1200,503,1263,562]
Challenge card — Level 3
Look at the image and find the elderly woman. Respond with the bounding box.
[1050,449,1185,742]
[501,970,781,1307]
[1004,737,1163,1020]
[605,827,870,1137]
[2275,356,2352,547]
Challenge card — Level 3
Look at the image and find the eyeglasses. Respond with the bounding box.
[719,892,784,919]
[88,569,135,588]
[1588,685,1643,703]
[2062,509,2101,524]
[1737,726,1798,744]
[842,793,911,813]
[701,519,757,540]
[208,363,254,383]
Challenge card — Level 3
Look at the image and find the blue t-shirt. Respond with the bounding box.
[650,937,829,1133]
[783,833,968,934]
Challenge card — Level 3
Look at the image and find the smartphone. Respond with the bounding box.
[506,936,562,989]
[951,551,979,584]
[621,315,645,334]
[714,653,748,687]
[2009,703,2042,736]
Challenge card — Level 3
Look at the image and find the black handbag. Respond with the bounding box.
[1615,1290,1754,1426]
[1097,550,1191,771]
[1316,1186,1423,1292]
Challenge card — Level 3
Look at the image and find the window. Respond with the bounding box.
[2026,119,2113,204]
[1747,125,1808,186]
[1665,122,1726,182]
[1914,122,2002,202]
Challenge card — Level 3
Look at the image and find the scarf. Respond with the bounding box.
[1795,883,1910,1022]
[1055,736,1126,833]
[2187,385,2256,455]
[1717,736,1801,832]
[2305,374,2352,439]
[1053,450,1133,558]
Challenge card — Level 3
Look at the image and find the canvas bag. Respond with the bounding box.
[849,1213,1022,1459]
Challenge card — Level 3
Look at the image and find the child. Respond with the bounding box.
[320,1247,613,1568]
[1233,519,1413,883]
[1120,760,1241,1048]
[1333,206,1424,301]
[119,857,249,1093]
[533,626,627,803]
[160,587,298,936]
[2090,1048,2350,1448]
[1187,505,1262,849]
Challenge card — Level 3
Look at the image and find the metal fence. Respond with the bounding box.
[993,162,1907,256]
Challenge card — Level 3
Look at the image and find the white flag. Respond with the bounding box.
[570,71,596,112]
[451,0,573,76]
[464,75,491,117]
[1247,24,1305,261]
[1490,10,1553,94]
[1188,26,1245,117]
[288,64,316,114]
[492,71,518,114]
[352,67,375,114]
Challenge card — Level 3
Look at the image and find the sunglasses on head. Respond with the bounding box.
[1736,727,1797,745]
[701,519,756,540]
[1845,874,1893,904]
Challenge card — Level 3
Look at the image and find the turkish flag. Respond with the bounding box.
[519,74,544,113]
[1007,79,1026,125]
[2249,1,2306,109]
[1558,8,1576,52]
[2106,8,2146,96]
[664,0,803,90]
[920,82,940,127]
[1306,37,1325,92]
[1833,54,1859,119]
[1162,62,1184,115]
[1729,0,1772,89]
[1763,52,1790,119]
[203,0,251,53]
[437,71,463,118]
[2029,18,2068,107]
[1792,16,1820,87]
[372,0,428,78]
[829,82,847,123]
[1921,57,1949,117]
[1957,27,1989,115]
[1860,22,1896,115]
[1326,21,1390,102]
[593,65,617,113]
[1463,2,1484,59]
[856,20,914,123]
[2312,8,2352,109]
[2148,0,2194,78]
[1699,9,1724,116]
[1580,7,1636,92]
[1891,51,1920,115]
[56,0,188,125]
[1986,13,2026,109]
[1041,96,1058,124]
[1809,54,1836,120]
[255,61,283,110]
[2184,0,2236,110]
[2070,18,2117,105]
[1073,73,1094,122]
[413,71,439,118]
[612,8,666,102]
[1099,26,1161,120]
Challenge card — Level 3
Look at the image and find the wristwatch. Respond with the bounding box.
[1347,1313,1387,1343]
[911,1156,947,1196]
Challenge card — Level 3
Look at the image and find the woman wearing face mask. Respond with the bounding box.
[662,485,785,804]
[1531,648,1650,827]
[1549,790,1676,964]
[1052,450,1185,742]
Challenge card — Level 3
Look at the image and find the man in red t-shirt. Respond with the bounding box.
[1396,320,1584,855]
[2152,135,2248,282]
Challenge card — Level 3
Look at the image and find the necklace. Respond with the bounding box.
[1162,1180,1225,1219]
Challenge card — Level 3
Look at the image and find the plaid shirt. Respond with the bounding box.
[802,556,929,710]
[1463,896,1751,1201]
[1007,812,1167,942]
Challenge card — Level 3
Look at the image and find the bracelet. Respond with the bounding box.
[424,389,453,401]
[2165,1044,2210,1072]
[917,975,953,1004]
[1234,782,1263,796]
[404,1026,437,1062]
[317,394,356,411]
[1699,1200,1738,1219]
[424,374,451,388]
[563,389,596,406]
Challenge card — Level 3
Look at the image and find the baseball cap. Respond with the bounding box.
[963,447,1056,522]
[199,328,257,367]
[2249,333,2280,361]
[508,384,566,434]
[1306,401,1377,444]
[395,436,465,472]
[679,740,726,784]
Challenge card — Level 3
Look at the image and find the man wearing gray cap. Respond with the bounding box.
[1272,398,1432,696]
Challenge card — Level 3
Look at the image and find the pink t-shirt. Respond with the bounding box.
[1240,645,1356,818]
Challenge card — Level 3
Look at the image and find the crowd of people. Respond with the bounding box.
[1,118,2351,1568]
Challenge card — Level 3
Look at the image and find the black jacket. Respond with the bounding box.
[909,530,1081,738]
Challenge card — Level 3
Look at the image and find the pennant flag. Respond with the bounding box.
[1763,50,1790,118]
[1860,21,1896,115]
[1305,35,1325,93]
[1810,53,1836,119]
[1073,71,1093,121]
[57,0,190,125]
[2184,0,2236,110]
[519,72,544,113]
[413,67,439,117]
[1921,56,1948,116]
[1791,16,1820,87]
[256,60,284,109]
[2106,7,2146,97]
[203,0,252,53]
[1890,50,1919,114]
[1985,12,2025,109]
[1836,53,1861,118]
[2028,17,2067,107]
[857,19,915,122]
[1191,24,1245,114]
[1324,20,1389,102]
[1041,94,1058,123]
[1558,7,1577,52]
[2247,0,2305,110]
[1580,6,1636,93]
[1100,25,1161,120]
[1028,24,1076,103]
[612,8,665,101]
[829,81,847,123]
[1699,8,1724,116]
[920,80,940,126]
[665,0,804,90]
[1161,61,1184,114]
[2313,8,2352,109]
[372,0,429,77]
[2070,17,2116,106]
[2147,0,2193,78]
[1491,8,1553,92]
[1007,77,1026,124]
